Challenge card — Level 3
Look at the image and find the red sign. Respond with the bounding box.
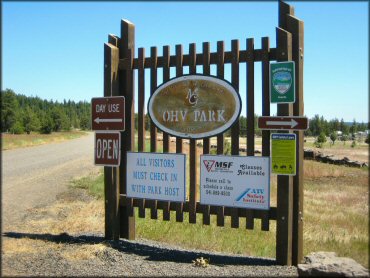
[258,116,308,130]
[91,97,125,131]
[95,132,121,166]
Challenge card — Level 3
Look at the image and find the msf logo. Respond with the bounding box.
[203,160,233,172]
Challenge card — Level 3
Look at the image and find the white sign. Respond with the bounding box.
[200,155,270,210]
[126,152,186,202]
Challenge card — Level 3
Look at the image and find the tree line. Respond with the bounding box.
[2,88,368,139]
[1,89,91,134]
[305,114,368,137]
[134,113,368,138]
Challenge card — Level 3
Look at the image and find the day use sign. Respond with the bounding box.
[200,155,270,210]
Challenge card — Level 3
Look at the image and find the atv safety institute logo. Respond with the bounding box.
[235,188,266,206]
[202,160,233,173]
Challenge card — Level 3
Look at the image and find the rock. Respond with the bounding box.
[349,161,363,168]
[298,252,369,277]
[304,149,315,160]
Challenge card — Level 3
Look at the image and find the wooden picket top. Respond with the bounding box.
[103,1,304,266]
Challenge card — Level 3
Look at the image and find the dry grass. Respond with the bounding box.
[304,160,348,179]
[2,130,89,150]
[303,161,368,267]
[26,200,104,235]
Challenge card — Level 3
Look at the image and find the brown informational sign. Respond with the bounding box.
[148,75,241,139]
[95,132,121,166]
[258,116,308,131]
[91,96,125,131]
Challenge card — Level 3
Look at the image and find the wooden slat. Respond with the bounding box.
[150,46,158,220]
[246,38,255,157]
[104,42,118,240]
[138,48,145,153]
[119,19,135,240]
[216,41,225,227]
[287,14,304,266]
[119,48,278,70]
[175,44,184,222]
[230,39,240,229]
[261,37,271,232]
[202,42,211,226]
[108,34,119,47]
[137,47,146,219]
[162,45,171,221]
[245,38,255,230]
[120,196,277,220]
[189,43,197,224]
[275,26,293,266]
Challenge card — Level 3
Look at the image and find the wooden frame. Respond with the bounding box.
[103,1,304,266]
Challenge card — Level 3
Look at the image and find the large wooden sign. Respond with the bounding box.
[148,75,241,139]
[91,96,125,131]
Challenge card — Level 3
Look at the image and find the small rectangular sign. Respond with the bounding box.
[271,133,296,175]
[270,61,295,103]
[126,152,186,202]
[91,96,125,131]
[258,116,309,131]
[94,132,121,166]
[200,155,270,210]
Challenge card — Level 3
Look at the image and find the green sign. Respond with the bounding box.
[270,61,295,103]
[271,133,296,175]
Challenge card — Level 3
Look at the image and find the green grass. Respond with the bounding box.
[2,130,89,150]
[71,148,369,268]
[70,172,105,199]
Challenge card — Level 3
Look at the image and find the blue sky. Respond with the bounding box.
[2,1,369,123]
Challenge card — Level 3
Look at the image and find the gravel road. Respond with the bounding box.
[2,132,98,230]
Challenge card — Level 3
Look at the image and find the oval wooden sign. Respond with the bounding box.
[148,75,241,139]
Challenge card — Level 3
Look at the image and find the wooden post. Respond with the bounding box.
[119,19,135,240]
[216,41,225,227]
[104,37,120,240]
[189,43,197,224]
[137,47,146,219]
[275,26,293,266]
[261,36,271,232]
[287,14,305,265]
[246,38,255,230]
[230,39,240,229]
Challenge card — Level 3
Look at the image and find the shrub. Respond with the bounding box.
[40,117,53,134]
[329,132,337,145]
[315,132,327,148]
[10,121,24,134]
